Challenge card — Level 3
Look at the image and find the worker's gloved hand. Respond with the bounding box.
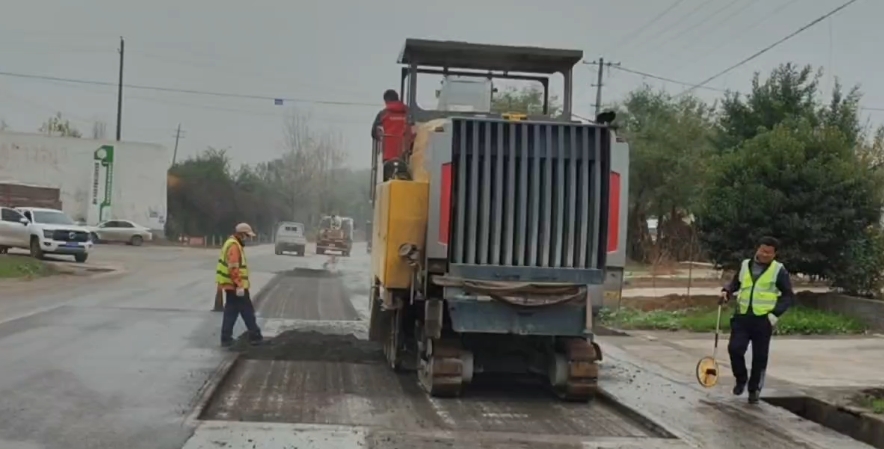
[768,313,779,327]
[235,287,245,297]
[718,290,730,305]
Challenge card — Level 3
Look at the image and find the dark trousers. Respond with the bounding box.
[727,314,773,392]
[220,289,263,343]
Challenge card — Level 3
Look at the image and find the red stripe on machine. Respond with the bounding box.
[439,163,452,244]
[607,172,621,253]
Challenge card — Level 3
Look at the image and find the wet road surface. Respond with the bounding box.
[0,244,282,449]
[2,243,880,448]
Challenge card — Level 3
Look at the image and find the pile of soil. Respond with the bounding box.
[619,294,719,312]
[236,329,385,364]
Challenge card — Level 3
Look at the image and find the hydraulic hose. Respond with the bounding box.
[432,275,586,308]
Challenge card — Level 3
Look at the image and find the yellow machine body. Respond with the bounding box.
[371,179,429,289]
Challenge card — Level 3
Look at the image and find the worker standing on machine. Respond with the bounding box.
[719,236,794,404]
[370,89,411,181]
[217,223,266,348]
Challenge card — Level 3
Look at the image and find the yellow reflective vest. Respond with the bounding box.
[216,237,250,289]
[736,258,781,315]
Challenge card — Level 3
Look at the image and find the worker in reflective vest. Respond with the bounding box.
[720,236,794,404]
[217,223,265,347]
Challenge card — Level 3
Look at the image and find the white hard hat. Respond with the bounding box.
[235,222,256,237]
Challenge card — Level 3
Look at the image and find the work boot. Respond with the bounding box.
[733,380,746,396]
[220,340,234,348]
[748,390,761,404]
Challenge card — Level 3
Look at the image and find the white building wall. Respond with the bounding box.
[0,132,169,230]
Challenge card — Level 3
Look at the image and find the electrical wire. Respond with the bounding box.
[0,69,379,108]
[675,0,862,97]
[642,0,746,62]
[603,0,688,57]
[606,65,727,92]
[617,0,717,59]
[131,50,372,99]
[646,0,763,69]
[678,0,803,72]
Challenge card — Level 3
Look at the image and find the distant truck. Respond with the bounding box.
[274,221,307,256]
[316,215,353,256]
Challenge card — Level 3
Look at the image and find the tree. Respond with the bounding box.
[491,85,561,116]
[165,108,373,241]
[39,112,82,138]
[715,63,861,151]
[0,119,8,131]
[612,86,716,262]
[697,121,882,277]
[697,63,883,279]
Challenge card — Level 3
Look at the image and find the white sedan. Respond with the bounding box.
[89,220,154,246]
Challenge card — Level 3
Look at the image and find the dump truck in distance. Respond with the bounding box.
[368,39,625,401]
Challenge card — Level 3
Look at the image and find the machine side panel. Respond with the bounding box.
[371,182,391,282]
[374,180,429,289]
[606,137,629,269]
[600,137,630,312]
[422,121,453,261]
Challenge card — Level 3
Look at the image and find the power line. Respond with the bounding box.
[1,73,373,125]
[644,0,745,60]
[677,0,804,72]
[646,0,763,68]
[0,69,379,108]
[676,0,862,97]
[131,50,371,99]
[619,0,718,59]
[605,65,727,92]
[603,0,688,56]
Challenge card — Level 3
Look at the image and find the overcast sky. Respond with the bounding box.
[0,0,879,169]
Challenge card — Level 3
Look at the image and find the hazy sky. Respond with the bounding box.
[0,0,879,169]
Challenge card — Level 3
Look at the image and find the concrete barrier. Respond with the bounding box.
[797,291,884,331]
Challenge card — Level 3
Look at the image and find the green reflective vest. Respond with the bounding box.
[737,258,781,315]
[216,237,250,289]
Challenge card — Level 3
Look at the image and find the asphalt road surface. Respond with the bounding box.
[0,243,879,449]
[0,243,286,449]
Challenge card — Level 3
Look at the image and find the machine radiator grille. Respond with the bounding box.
[449,118,609,269]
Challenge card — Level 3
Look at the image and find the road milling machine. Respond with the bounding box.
[368,38,627,402]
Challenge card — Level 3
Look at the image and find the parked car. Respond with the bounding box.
[274,221,307,256]
[0,206,93,262]
[0,206,29,254]
[89,220,154,246]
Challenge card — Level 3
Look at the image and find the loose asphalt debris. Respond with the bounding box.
[234,329,385,364]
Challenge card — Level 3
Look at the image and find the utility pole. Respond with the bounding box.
[116,37,124,141]
[584,58,620,117]
[171,124,185,166]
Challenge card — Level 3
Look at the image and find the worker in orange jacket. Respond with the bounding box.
[217,223,265,347]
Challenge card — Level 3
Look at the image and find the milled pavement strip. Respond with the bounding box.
[180,244,878,449]
[181,270,288,428]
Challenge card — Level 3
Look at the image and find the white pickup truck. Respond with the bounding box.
[0,206,93,262]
